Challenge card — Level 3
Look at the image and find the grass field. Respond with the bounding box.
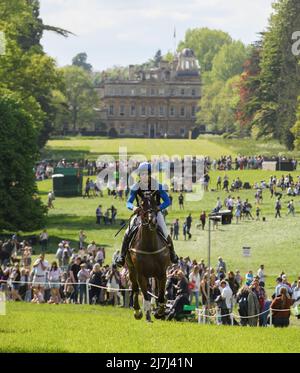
[2,137,300,353]
[42,135,300,161]
[1,303,300,353]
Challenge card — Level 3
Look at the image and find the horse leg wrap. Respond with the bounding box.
[143,299,151,312]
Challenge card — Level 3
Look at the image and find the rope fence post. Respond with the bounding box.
[86,281,89,305]
[269,308,272,327]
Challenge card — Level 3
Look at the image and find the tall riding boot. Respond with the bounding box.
[167,235,179,264]
[115,233,130,267]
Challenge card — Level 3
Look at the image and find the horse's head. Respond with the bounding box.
[139,191,157,231]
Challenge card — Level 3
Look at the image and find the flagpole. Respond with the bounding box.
[173,26,176,56]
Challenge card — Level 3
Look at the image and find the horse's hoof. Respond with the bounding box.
[146,319,153,323]
[134,310,143,320]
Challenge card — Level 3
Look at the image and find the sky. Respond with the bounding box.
[40,0,274,71]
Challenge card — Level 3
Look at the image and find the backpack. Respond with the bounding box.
[238,295,248,316]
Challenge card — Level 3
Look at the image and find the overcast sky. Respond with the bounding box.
[40,0,273,71]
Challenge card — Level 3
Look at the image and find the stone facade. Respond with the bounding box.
[98,49,201,138]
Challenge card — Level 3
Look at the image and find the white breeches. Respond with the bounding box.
[126,211,168,238]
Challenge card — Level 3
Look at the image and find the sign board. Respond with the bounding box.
[242,247,251,257]
[262,161,277,171]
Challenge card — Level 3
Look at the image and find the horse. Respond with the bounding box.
[126,191,171,322]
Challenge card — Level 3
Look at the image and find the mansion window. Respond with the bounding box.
[140,88,147,95]
[181,88,185,95]
[191,105,196,117]
[109,105,114,115]
[192,89,196,96]
[150,88,155,96]
[169,106,175,116]
[159,106,165,116]
[159,88,165,96]
[131,89,136,96]
[141,106,146,116]
[119,105,125,116]
[149,106,155,116]
[130,105,136,116]
[180,106,185,117]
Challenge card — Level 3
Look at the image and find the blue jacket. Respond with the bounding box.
[126,182,170,211]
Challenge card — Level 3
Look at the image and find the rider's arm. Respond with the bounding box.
[158,186,171,210]
[126,189,137,210]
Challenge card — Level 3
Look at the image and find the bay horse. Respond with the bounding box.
[126,191,171,322]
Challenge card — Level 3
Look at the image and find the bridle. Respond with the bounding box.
[139,192,157,230]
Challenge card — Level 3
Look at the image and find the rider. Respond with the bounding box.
[115,162,179,267]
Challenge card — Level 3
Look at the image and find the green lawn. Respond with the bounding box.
[43,137,238,160]
[1,302,300,353]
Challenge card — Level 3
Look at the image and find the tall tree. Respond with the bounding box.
[210,41,249,82]
[58,66,99,132]
[178,28,232,72]
[254,0,300,149]
[72,52,93,72]
[0,88,47,231]
[0,0,71,147]
[236,42,262,133]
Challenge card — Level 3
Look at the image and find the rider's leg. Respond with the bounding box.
[116,216,137,267]
[157,212,178,264]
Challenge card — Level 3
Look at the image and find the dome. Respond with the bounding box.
[181,48,195,58]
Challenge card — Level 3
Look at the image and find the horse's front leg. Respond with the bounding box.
[129,269,143,320]
[154,274,167,319]
[138,275,152,323]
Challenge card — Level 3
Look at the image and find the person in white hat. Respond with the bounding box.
[115,162,178,267]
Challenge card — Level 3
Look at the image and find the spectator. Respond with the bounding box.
[245,270,254,286]
[55,243,64,267]
[79,230,87,250]
[39,229,49,253]
[78,263,90,304]
[32,254,49,297]
[10,263,22,301]
[173,219,179,240]
[271,287,294,327]
[216,257,227,275]
[106,265,120,306]
[189,265,201,308]
[237,286,249,326]
[200,211,206,230]
[292,279,300,319]
[48,261,62,304]
[89,263,102,304]
[47,191,55,209]
[70,257,81,303]
[166,270,189,321]
[217,280,233,325]
[247,284,260,326]
[275,198,282,218]
[178,193,184,210]
[186,214,192,240]
[257,265,265,287]
[96,205,103,224]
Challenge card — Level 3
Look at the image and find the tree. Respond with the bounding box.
[58,66,99,132]
[211,41,249,82]
[178,28,232,72]
[154,49,162,66]
[72,52,93,72]
[236,42,262,133]
[0,0,70,147]
[0,88,47,231]
[254,0,300,149]
[291,96,300,149]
